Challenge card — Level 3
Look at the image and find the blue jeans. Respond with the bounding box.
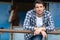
[30,35,43,40]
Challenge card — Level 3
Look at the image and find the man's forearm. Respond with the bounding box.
[34,27,46,31]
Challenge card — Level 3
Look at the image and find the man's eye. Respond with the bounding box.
[40,6,43,8]
[36,7,39,8]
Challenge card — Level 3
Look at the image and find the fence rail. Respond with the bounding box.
[0,29,60,40]
[0,29,60,34]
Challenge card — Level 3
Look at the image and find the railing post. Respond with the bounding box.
[44,37,48,40]
[43,37,48,40]
[43,34,48,40]
[10,24,13,40]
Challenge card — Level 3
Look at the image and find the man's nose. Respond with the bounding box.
[38,7,41,10]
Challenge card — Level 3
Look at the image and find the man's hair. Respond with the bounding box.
[33,0,46,7]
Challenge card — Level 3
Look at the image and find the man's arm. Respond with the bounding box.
[23,11,35,31]
[45,12,54,31]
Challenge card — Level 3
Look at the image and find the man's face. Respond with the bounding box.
[34,3,45,15]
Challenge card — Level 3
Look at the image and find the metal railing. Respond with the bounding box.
[0,28,60,34]
[0,28,60,40]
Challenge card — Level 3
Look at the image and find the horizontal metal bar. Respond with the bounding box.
[0,29,60,34]
[48,31,60,34]
[0,29,33,33]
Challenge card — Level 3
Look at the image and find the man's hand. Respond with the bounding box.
[41,31,47,38]
[34,28,41,35]
[40,27,46,31]
[34,27,46,35]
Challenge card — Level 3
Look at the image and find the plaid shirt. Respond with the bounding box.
[23,9,54,40]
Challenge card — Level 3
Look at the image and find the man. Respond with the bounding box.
[23,0,54,40]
